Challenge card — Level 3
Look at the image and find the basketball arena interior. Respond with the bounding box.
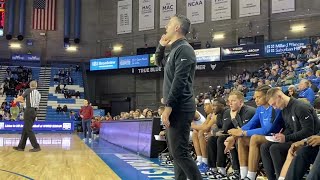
[0,0,320,179]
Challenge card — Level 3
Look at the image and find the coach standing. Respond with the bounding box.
[80,99,93,142]
[155,14,201,180]
[13,81,41,152]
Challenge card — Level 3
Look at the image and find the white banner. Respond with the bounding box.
[159,0,176,28]
[195,48,221,62]
[272,0,295,14]
[239,0,260,17]
[186,0,205,24]
[139,0,154,31]
[117,0,132,34]
[211,0,231,21]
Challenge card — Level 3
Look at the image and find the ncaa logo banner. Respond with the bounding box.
[139,0,154,31]
[186,0,205,24]
[159,0,176,28]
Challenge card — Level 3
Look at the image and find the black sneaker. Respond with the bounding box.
[228,171,240,180]
[13,147,24,151]
[205,169,217,176]
[208,171,228,180]
[29,147,41,152]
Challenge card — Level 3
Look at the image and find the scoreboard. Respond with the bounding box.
[0,0,5,36]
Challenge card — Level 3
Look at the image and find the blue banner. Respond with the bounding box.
[90,57,119,71]
[12,54,40,61]
[221,44,264,60]
[119,54,149,69]
[0,121,74,132]
[264,39,309,57]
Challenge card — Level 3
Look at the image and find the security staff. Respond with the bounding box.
[155,14,201,180]
[13,80,41,152]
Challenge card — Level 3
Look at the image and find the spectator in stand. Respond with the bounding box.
[76,65,80,72]
[67,76,73,85]
[70,111,76,121]
[142,108,149,117]
[10,101,19,121]
[91,117,101,135]
[306,69,317,81]
[297,48,308,62]
[310,70,320,89]
[135,109,145,118]
[55,84,61,94]
[56,104,62,114]
[123,112,130,119]
[146,109,154,118]
[298,79,315,104]
[80,100,94,142]
[105,112,112,121]
[74,91,80,99]
[314,98,320,114]
[285,85,299,99]
[62,105,68,114]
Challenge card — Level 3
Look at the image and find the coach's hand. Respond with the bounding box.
[162,107,172,128]
[159,34,170,47]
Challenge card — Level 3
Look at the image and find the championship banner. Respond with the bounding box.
[186,0,204,24]
[117,0,132,34]
[239,0,260,17]
[211,0,231,21]
[159,0,176,28]
[272,0,295,14]
[139,0,154,31]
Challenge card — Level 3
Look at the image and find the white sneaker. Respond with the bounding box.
[82,138,86,142]
[88,138,92,143]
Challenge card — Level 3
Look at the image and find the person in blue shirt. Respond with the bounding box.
[227,85,283,180]
[298,79,315,104]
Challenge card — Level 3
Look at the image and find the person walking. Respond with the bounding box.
[13,80,41,152]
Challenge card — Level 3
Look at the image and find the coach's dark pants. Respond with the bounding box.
[260,142,292,180]
[18,108,40,149]
[207,136,240,170]
[286,146,320,180]
[167,110,202,180]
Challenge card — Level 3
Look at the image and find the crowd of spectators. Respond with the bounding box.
[195,42,320,108]
[53,65,81,99]
[1,66,32,97]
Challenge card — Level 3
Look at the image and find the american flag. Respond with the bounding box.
[33,0,56,30]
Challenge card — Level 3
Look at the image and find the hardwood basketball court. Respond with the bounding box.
[0,134,120,180]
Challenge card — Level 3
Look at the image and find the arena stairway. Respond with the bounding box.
[37,67,51,121]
